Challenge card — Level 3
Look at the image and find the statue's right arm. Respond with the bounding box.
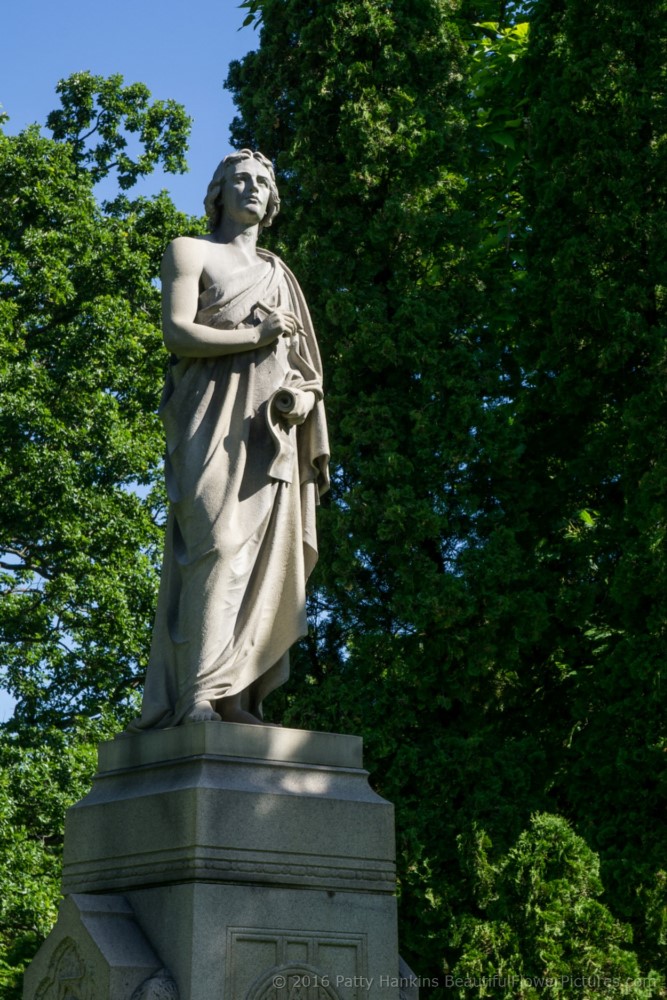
[161,238,285,358]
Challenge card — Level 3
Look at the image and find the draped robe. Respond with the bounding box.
[131,249,329,729]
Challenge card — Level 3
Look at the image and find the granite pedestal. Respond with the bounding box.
[24,724,416,1000]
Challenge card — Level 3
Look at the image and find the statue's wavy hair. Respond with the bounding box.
[204,150,280,232]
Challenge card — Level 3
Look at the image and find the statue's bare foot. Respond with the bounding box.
[216,693,282,726]
[218,703,265,725]
[185,701,221,723]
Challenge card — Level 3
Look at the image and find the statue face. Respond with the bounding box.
[222,158,272,226]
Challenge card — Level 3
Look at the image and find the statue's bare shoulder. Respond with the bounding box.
[162,235,214,280]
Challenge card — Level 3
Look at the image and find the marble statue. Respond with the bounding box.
[130,150,329,729]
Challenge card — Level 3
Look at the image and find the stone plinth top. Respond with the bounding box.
[100,723,363,774]
[65,723,392,899]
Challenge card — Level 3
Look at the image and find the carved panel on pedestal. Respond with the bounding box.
[227,928,367,1000]
[34,938,93,1000]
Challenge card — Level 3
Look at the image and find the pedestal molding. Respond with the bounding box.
[63,844,396,895]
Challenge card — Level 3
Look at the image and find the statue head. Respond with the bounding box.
[204,150,281,232]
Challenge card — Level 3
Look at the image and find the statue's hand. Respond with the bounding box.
[257,309,300,346]
[283,388,316,426]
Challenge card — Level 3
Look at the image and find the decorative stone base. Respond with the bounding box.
[24,724,417,1000]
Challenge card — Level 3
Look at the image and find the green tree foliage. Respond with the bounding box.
[498,0,667,971]
[0,719,118,998]
[0,76,201,729]
[451,814,659,999]
[226,0,667,995]
[46,71,191,189]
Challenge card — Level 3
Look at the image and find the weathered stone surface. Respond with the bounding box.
[104,720,363,770]
[128,882,400,999]
[63,724,392,896]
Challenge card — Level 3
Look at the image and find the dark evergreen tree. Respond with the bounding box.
[227,0,667,994]
[501,0,667,971]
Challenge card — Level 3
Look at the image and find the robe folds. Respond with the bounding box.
[131,249,329,729]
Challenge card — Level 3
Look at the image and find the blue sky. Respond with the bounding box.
[0,0,257,720]
[0,0,258,218]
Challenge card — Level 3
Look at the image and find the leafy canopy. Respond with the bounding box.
[0,75,203,729]
[0,71,204,997]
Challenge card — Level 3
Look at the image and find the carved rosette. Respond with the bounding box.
[246,963,343,1000]
[130,968,179,1000]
